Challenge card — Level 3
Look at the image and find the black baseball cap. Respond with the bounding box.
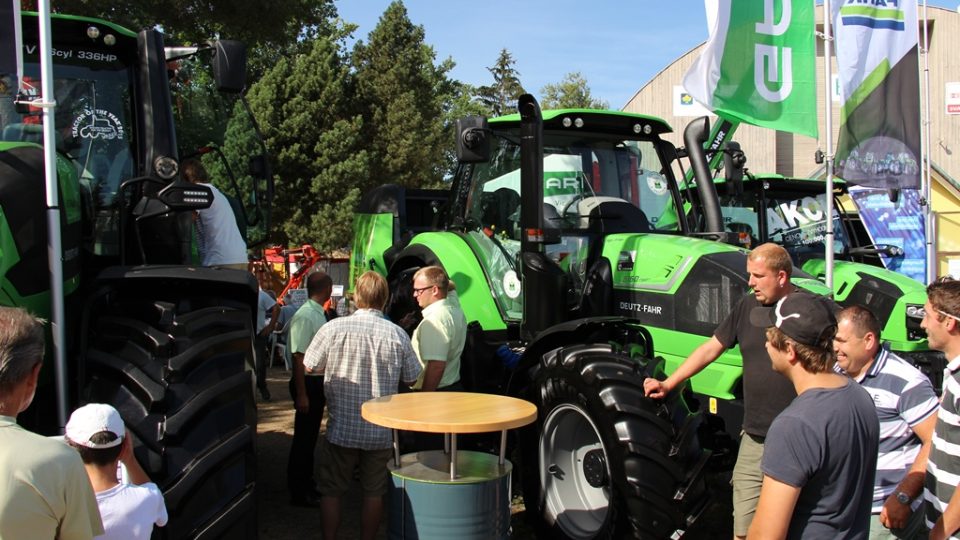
[750,293,837,347]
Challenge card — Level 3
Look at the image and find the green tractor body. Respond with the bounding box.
[349,98,853,538]
[1,13,272,538]
[702,171,940,387]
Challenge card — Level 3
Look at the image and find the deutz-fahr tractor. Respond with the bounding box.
[351,95,937,539]
[1,13,272,539]
[691,163,941,387]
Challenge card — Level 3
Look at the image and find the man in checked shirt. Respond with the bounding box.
[303,271,421,540]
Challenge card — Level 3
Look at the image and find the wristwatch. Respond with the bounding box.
[895,491,913,505]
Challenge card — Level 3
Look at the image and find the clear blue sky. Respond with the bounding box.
[335,1,959,109]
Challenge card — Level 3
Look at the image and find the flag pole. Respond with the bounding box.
[920,0,934,282]
[822,0,835,292]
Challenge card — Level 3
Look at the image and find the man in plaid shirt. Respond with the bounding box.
[303,271,421,540]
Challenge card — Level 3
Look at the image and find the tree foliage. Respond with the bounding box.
[53,0,337,52]
[244,32,368,250]
[539,72,609,110]
[351,1,452,189]
[477,48,526,117]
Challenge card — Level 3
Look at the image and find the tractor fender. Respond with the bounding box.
[389,232,507,331]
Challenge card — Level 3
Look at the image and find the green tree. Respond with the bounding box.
[244,31,368,250]
[539,72,609,110]
[351,1,451,188]
[59,0,337,52]
[477,48,526,117]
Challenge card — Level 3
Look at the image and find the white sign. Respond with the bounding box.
[673,85,714,117]
[947,82,960,115]
[332,284,344,297]
[285,288,308,308]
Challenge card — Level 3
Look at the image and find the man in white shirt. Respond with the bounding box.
[181,158,247,269]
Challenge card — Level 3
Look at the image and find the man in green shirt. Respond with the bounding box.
[286,271,332,507]
[411,266,467,392]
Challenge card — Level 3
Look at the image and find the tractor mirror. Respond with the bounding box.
[455,116,490,163]
[212,40,247,93]
[158,180,213,211]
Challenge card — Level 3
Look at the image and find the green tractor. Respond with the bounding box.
[690,161,941,388]
[350,96,845,538]
[1,13,272,539]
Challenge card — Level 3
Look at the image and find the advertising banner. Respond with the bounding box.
[833,0,921,189]
[683,0,818,137]
[849,186,926,283]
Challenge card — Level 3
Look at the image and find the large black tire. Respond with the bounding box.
[521,343,707,540]
[82,291,257,539]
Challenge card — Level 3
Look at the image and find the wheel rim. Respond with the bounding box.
[539,402,611,537]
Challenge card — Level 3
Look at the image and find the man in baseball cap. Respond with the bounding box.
[747,292,880,539]
[65,403,167,540]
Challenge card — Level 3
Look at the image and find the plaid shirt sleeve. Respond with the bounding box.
[302,325,327,372]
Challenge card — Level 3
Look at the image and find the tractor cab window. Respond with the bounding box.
[170,54,271,247]
[1,57,136,257]
[719,182,854,267]
[461,131,681,321]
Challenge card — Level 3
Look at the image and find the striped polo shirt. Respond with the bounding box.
[925,354,960,537]
[836,348,940,512]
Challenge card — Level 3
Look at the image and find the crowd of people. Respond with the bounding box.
[5,237,960,539]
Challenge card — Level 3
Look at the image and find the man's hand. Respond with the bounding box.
[644,378,671,399]
[880,493,912,530]
[295,391,310,414]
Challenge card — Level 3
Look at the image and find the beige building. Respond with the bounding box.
[624,5,960,276]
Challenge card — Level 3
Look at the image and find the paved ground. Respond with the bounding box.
[254,365,730,539]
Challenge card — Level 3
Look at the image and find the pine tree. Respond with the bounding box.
[477,48,526,117]
[352,1,451,188]
[539,72,609,110]
[244,31,369,250]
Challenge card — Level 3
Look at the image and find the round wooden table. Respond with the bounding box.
[362,392,537,479]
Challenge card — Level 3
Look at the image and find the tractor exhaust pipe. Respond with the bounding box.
[518,94,544,248]
[683,116,726,236]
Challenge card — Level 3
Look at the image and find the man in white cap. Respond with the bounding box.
[65,403,168,540]
[0,306,103,539]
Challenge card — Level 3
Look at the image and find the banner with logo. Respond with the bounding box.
[682,0,818,138]
[849,186,926,282]
[833,1,921,189]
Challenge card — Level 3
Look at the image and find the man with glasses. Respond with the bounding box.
[410,266,467,392]
[921,277,960,540]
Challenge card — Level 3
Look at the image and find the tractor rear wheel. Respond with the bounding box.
[522,343,706,539]
[82,292,257,539]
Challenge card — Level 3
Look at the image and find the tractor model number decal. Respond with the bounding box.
[72,108,124,141]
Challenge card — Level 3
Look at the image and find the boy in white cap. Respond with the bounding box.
[65,404,168,540]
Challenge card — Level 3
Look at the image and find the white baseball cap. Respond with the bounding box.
[65,403,125,449]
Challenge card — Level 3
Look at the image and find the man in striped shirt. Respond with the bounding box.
[834,305,939,539]
[922,277,960,540]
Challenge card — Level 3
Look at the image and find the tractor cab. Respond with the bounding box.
[446,108,689,326]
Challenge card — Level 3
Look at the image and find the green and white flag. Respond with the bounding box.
[683,0,818,138]
[833,0,920,189]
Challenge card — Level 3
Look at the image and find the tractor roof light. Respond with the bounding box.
[86,26,100,40]
[643,124,653,134]
[562,117,572,128]
[573,117,584,128]
[103,34,116,46]
[633,123,642,134]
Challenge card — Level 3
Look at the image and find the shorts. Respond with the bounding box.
[317,440,393,497]
[731,432,765,537]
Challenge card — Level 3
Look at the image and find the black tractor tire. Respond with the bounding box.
[521,343,706,540]
[82,293,257,540]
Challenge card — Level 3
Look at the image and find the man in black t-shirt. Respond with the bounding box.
[644,243,800,539]
[748,293,877,539]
